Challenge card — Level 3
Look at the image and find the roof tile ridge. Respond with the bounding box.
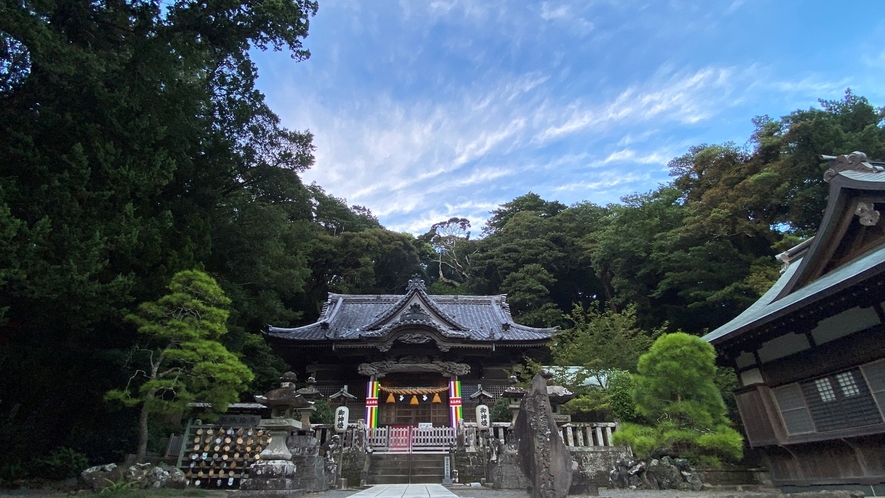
[823,151,885,183]
[364,287,419,330]
[415,289,470,331]
[318,295,337,317]
[322,296,345,324]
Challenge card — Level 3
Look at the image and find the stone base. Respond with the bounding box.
[240,461,297,491]
[237,489,305,498]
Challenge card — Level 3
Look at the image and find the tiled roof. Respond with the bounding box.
[265,285,556,343]
[703,225,885,346]
[704,153,885,348]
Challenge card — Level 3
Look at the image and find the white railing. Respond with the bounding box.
[411,427,455,451]
[559,422,617,447]
[367,426,455,453]
[311,421,617,452]
[460,421,619,449]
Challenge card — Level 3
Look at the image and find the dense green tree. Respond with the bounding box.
[106,270,253,463]
[469,197,608,326]
[547,303,660,419]
[0,0,317,468]
[586,187,685,326]
[613,333,742,465]
[483,192,566,236]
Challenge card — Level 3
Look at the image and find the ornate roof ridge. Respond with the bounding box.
[823,151,885,183]
[364,276,468,331]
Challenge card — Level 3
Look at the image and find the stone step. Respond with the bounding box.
[366,454,446,485]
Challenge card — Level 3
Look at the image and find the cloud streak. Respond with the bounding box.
[258,0,885,234]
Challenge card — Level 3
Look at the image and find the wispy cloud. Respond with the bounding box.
[258,0,881,233]
[603,148,671,165]
[534,66,739,143]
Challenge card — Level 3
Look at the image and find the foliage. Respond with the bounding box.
[106,270,253,462]
[311,399,335,425]
[607,370,638,423]
[0,0,318,467]
[100,478,137,494]
[547,302,658,421]
[32,446,89,479]
[490,397,512,423]
[553,302,660,387]
[421,217,474,289]
[613,333,743,465]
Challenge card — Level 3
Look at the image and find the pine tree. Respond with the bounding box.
[106,270,253,462]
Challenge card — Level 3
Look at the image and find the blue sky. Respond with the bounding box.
[253,0,885,235]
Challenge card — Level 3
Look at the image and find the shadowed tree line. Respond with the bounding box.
[1,0,883,475]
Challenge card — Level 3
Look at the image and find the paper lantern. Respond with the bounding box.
[386,392,395,404]
[410,395,419,406]
[432,392,441,404]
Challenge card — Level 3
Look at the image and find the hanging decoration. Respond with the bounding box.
[410,395,419,406]
[432,392,441,404]
[386,393,395,404]
[378,385,449,396]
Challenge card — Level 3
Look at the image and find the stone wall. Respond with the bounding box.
[457,443,630,489]
[287,434,328,492]
[570,446,633,485]
[454,448,492,483]
[337,448,367,488]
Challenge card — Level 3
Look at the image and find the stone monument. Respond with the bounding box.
[514,371,574,498]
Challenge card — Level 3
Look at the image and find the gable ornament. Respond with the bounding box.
[855,201,881,227]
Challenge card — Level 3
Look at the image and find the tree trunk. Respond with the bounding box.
[136,395,152,463]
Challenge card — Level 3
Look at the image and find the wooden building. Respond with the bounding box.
[263,275,555,433]
[703,152,885,491]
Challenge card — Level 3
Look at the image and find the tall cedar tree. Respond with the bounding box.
[0,0,316,466]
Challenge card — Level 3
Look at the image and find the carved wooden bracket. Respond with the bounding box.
[358,357,470,378]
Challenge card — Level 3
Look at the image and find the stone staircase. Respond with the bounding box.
[367,453,446,484]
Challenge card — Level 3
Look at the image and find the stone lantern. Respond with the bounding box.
[240,372,308,491]
[545,385,576,426]
[296,376,323,429]
[501,376,526,426]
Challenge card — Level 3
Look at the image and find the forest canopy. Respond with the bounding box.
[1,0,884,474]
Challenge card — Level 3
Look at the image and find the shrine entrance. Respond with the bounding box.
[377,373,449,427]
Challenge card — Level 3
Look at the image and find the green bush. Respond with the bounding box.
[311,399,334,424]
[607,370,637,422]
[34,446,90,479]
[490,397,511,423]
[614,332,743,466]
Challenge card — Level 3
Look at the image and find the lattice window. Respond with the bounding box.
[814,378,837,402]
[836,372,860,397]
[801,368,882,432]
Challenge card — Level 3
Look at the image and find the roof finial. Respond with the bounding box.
[823,151,882,182]
[407,274,426,292]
